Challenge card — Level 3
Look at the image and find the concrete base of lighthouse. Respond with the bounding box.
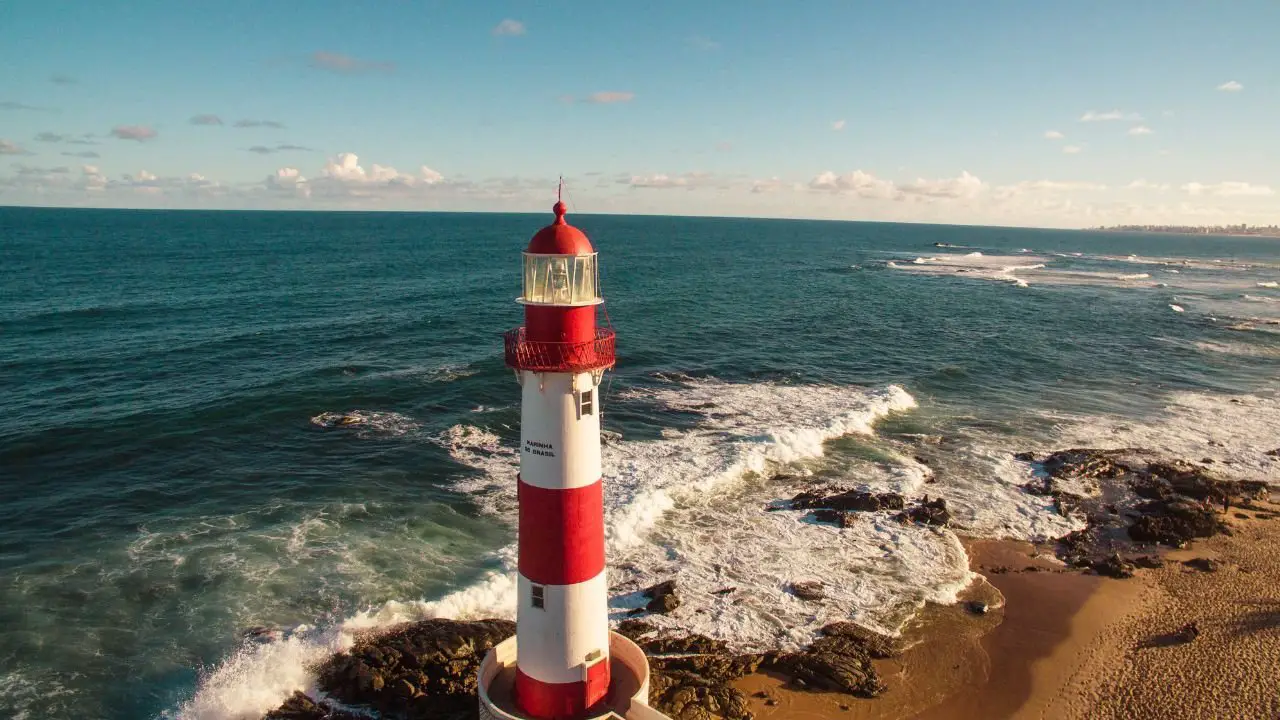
[478,632,669,720]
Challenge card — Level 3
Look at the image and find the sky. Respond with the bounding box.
[1,0,1277,227]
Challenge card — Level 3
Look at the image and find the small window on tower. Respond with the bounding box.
[580,389,594,416]
[531,584,545,610]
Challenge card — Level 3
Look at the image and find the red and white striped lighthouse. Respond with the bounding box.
[501,194,616,719]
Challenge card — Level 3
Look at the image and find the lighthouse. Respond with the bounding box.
[476,193,660,720]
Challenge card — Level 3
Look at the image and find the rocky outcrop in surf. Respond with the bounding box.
[1015,448,1273,568]
[267,617,897,720]
[279,618,513,719]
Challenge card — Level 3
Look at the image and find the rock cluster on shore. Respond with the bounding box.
[1016,448,1271,570]
[265,615,896,720]
[262,448,1273,720]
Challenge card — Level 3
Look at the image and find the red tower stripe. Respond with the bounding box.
[515,663,611,719]
[518,476,606,586]
[525,304,597,344]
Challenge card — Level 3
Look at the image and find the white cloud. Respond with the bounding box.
[322,153,367,181]
[808,170,898,199]
[82,164,106,190]
[1079,110,1142,122]
[266,167,309,197]
[289,152,451,198]
[1126,179,1170,192]
[1062,145,1082,154]
[1127,125,1153,136]
[899,171,984,200]
[110,125,157,141]
[234,119,285,129]
[1043,130,1064,140]
[492,19,526,36]
[585,91,635,104]
[627,174,689,189]
[831,119,846,131]
[994,180,1107,200]
[1181,181,1272,197]
[750,177,789,194]
[1216,80,1243,92]
[133,170,157,183]
[190,114,223,126]
[0,139,30,155]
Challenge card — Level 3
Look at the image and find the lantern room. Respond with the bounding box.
[520,253,601,307]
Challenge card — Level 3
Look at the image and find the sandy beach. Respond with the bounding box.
[737,498,1280,720]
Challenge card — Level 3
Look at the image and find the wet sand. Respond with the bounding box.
[736,499,1280,719]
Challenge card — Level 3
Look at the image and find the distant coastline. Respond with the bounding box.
[1086,224,1280,238]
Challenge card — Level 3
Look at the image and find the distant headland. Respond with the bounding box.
[1086,224,1280,237]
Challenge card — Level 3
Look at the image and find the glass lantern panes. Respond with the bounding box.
[522,254,600,305]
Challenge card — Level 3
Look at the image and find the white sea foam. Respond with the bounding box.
[1046,390,1280,485]
[1169,304,1185,313]
[1258,281,1279,289]
[184,378,1192,718]
[1192,340,1280,358]
[0,668,78,720]
[309,410,419,438]
[175,381,972,717]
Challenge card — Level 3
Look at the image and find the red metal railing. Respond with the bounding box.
[504,327,616,373]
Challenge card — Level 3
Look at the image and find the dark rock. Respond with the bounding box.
[793,489,905,513]
[1132,555,1163,569]
[304,618,513,720]
[765,635,885,698]
[1183,557,1221,573]
[812,509,857,528]
[1266,449,1280,457]
[1014,451,1038,462]
[640,632,728,656]
[615,618,656,641]
[265,691,364,720]
[1131,460,1268,507]
[789,581,825,602]
[1092,553,1136,579]
[244,626,285,644]
[967,600,989,614]
[1128,499,1227,547]
[896,496,950,526]
[711,587,736,595]
[1040,449,1134,481]
[644,580,681,614]
[646,639,761,720]
[817,622,900,659]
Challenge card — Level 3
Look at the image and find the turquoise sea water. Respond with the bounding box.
[1,207,1277,719]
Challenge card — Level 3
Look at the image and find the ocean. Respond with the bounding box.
[1,206,1277,719]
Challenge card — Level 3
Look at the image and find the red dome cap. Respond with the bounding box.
[526,201,594,254]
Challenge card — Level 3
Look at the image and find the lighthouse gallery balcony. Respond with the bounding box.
[504,327,616,373]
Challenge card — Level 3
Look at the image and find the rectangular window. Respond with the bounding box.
[579,389,594,416]
[531,584,545,609]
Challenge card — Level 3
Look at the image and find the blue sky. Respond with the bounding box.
[1,0,1276,226]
